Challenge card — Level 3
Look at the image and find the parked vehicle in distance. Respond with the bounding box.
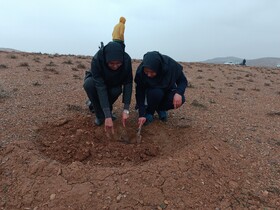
[224,61,235,65]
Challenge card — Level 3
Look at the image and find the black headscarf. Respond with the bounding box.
[91,42,131,87]
[104,42,124,63]
[135,51,183,90]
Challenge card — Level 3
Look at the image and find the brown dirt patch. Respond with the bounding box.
[1,51,279,209]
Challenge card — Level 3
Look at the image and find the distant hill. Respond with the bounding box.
[202,56,280,68]
[0,48,21,52]
[203,56,243,64]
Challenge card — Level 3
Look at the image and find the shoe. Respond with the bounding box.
[144,114,154,126]
[94,118,104,126]
[86,99,95,113]
[157,110,167,122]
[112,113,117,121]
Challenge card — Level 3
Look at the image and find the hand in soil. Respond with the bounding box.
[105,118,114,134]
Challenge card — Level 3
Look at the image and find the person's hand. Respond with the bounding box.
[104,118,114,134]
[138,117,146,128]
[173,93,182,109]
[122,111,129,127]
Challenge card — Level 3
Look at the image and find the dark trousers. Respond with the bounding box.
[83,75,122,119]
[146,88,185,115]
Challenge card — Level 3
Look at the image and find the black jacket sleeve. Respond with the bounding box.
[134,70,146,117]
[122,57,133,110]
[175,70,188,96]
[91,57,111,118]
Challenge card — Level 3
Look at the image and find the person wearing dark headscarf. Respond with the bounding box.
[134,51,188,126]
[83,42,133,133]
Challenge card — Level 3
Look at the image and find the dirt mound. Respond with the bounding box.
[35,113,160,165]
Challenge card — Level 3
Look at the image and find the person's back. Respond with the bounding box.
[112,17,126,49]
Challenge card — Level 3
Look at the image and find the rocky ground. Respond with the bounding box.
[0,51,279,209]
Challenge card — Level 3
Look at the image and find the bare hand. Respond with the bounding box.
[104,118,114,134]
[138,117,146,128]
[173,93,182,109]
[122,112,129,127]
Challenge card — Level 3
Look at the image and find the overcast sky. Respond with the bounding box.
[1,0,279,62]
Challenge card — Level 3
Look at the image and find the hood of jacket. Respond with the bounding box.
[135,51,183,90]
[119,16,126,24]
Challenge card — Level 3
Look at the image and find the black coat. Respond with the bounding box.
[134,51,188,116]
[89,43,133,111]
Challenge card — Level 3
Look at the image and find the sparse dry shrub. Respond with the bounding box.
[46,61,56,67]
[33,57,41,63]
[188,82,194,88]
[19,62,29,67]
[9,55,17,59]
[264,83,271,86]
[73,74,81,80]
[63,60,73,65]
[191,99,207,109]
[0,85,10,100]
[32,81,42,86]
[252,87,260,91]
[77,63,86,69]
[66,104,83,112]
[0,64,8,69]
[268,138,280,146]
[267,111,280,116]
[43,67,59,74]
[77,56,88,59]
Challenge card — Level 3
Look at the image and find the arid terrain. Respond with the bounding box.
[0,51,280,209]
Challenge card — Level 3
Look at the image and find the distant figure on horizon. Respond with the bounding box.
[112,16,126,50]
[241,59,246,66]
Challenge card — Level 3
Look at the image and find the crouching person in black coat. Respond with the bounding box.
[83,42,133,134]
[135,51,188,127]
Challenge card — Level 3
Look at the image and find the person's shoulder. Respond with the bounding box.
[124,52,132,61]
[93,48,105,60]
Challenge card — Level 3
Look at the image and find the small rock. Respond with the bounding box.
[55,119,69,127]
[213,146,219,151]
[229,181,238,189]
[76,129,84,136]
[116,194,122,202]
[57,168,62,176]
[50,193,56,200]
[262,190,269,197]
[164,200,169,205]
